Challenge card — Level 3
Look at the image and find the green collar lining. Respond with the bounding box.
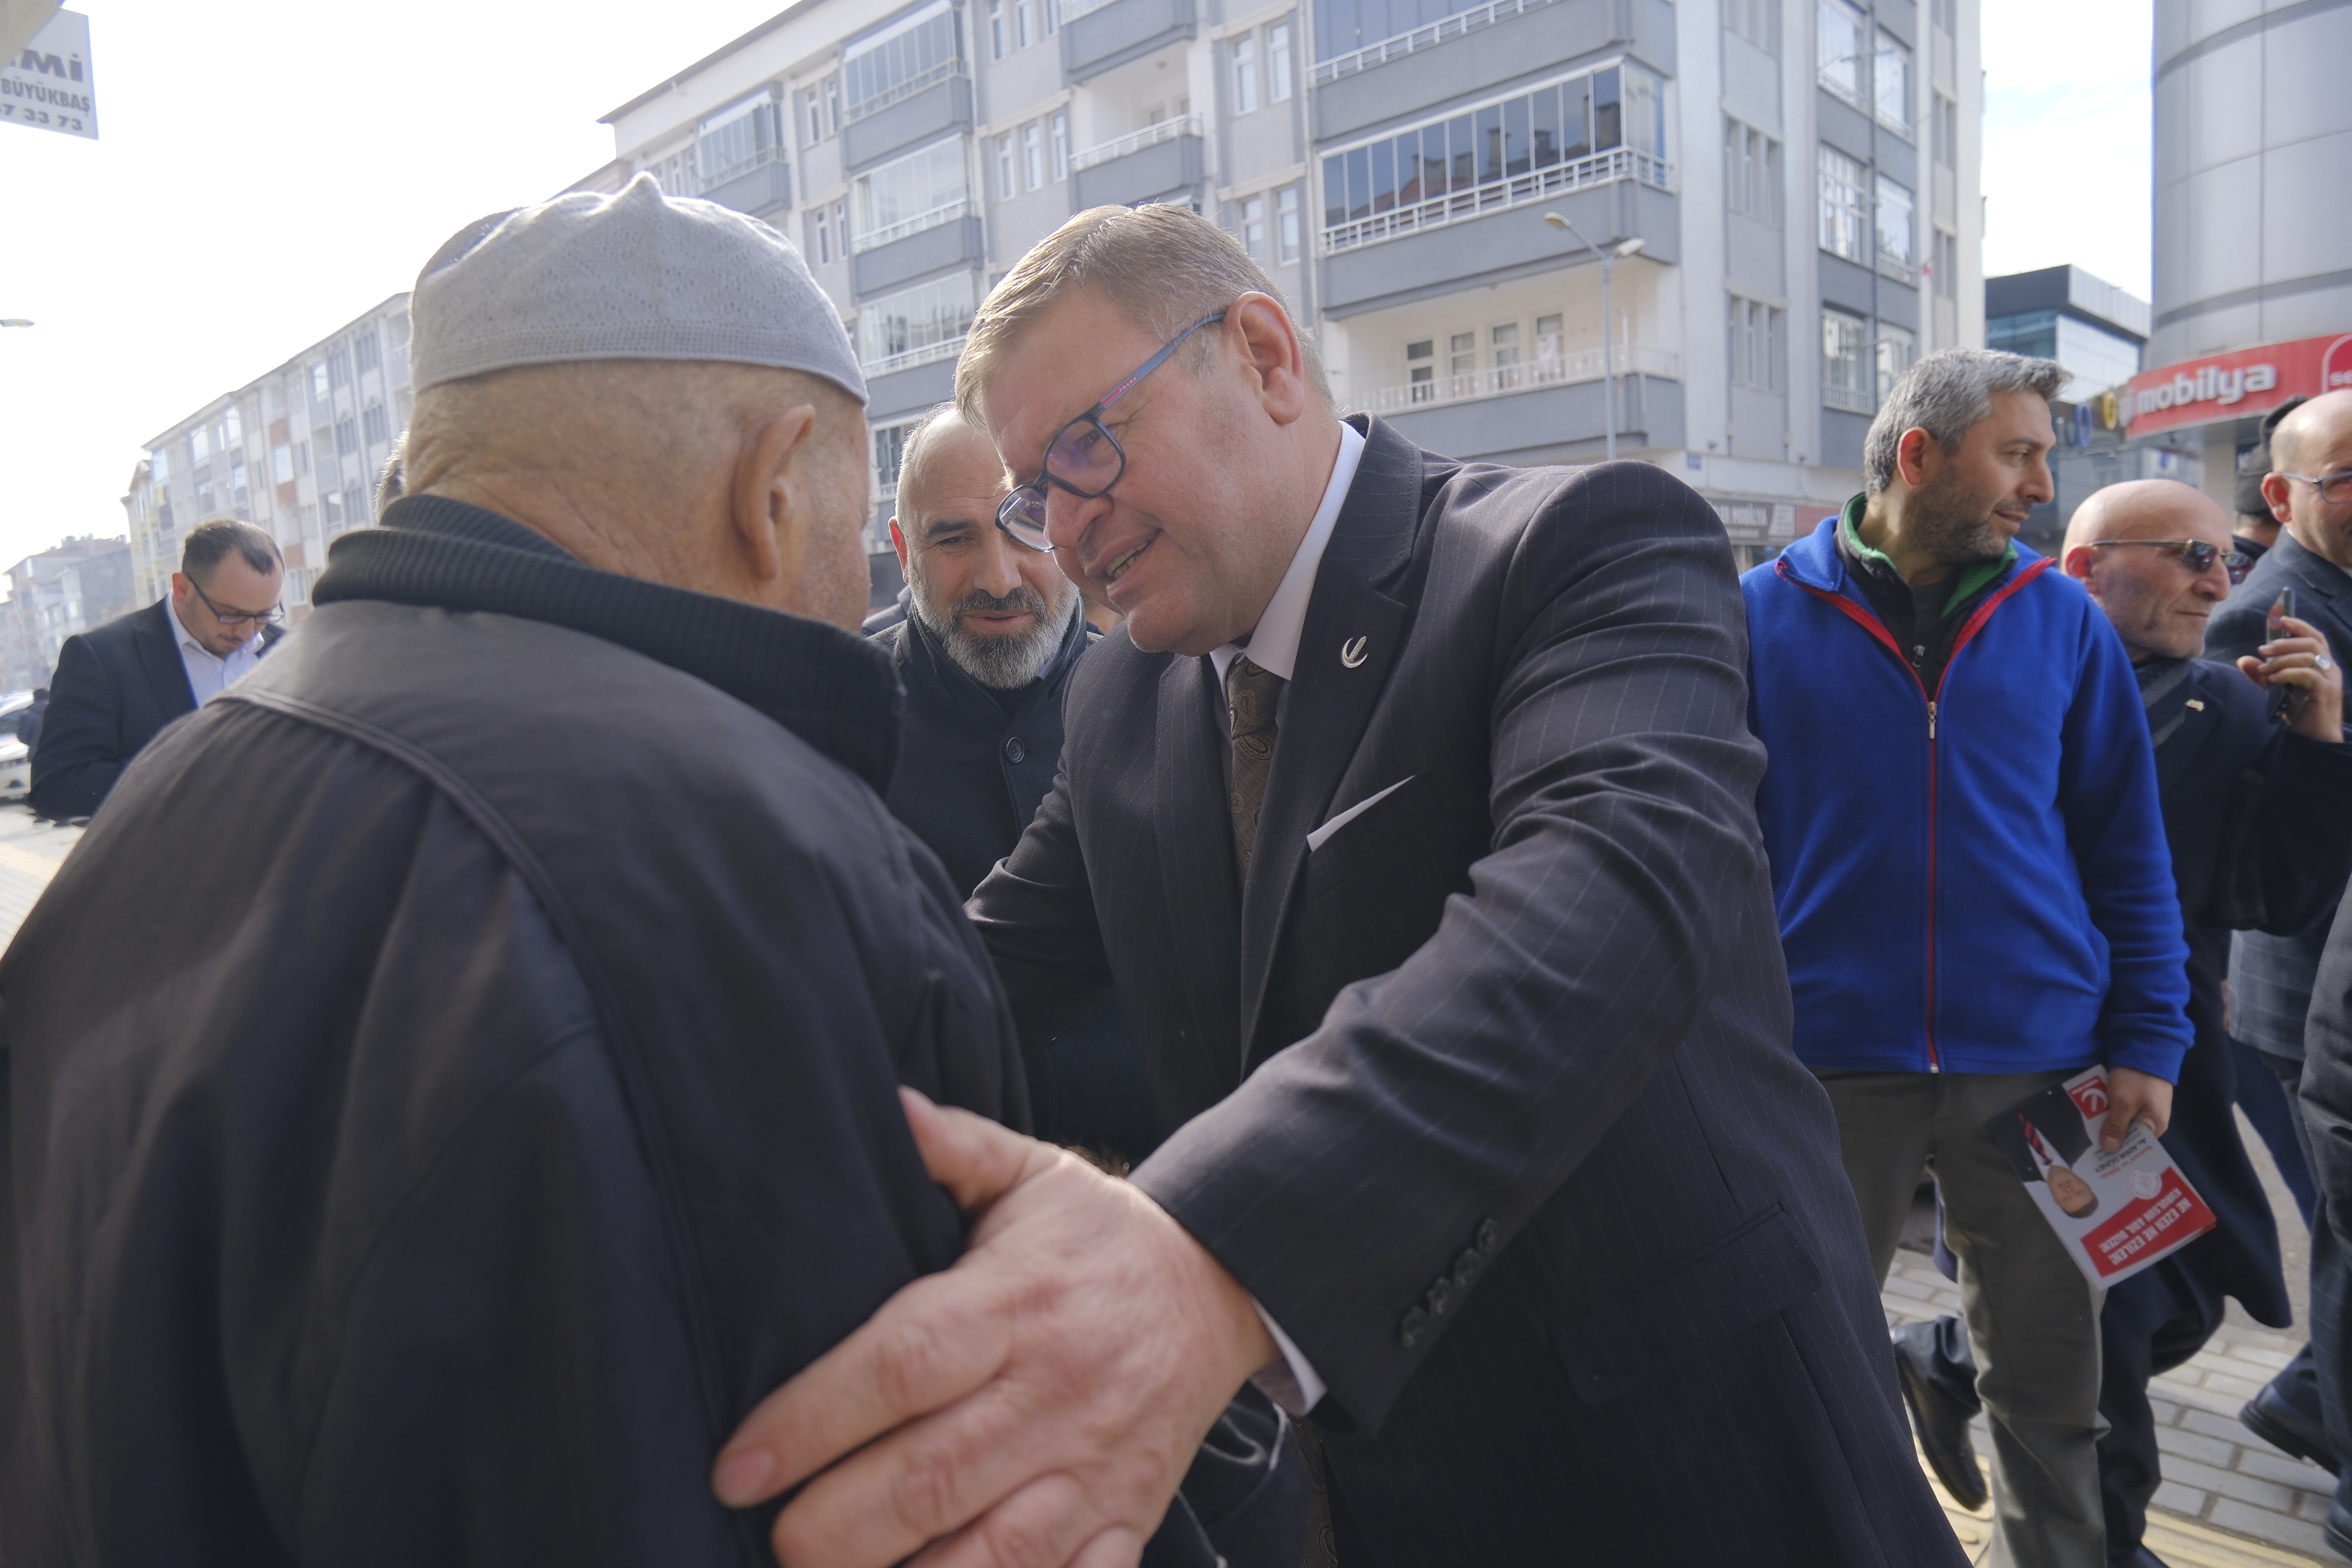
[1840,493,2015,614]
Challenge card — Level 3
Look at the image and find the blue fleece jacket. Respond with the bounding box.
[1742,516,2191,1081]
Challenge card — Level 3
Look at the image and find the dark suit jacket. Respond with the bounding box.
[29,599,282,821]
[967,419,1959,1566]
[2207,534,2352,1061]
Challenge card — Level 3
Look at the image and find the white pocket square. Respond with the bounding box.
[1307,776,1413,853]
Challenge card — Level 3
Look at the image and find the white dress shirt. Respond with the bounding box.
[1205,418,1364,1417]
[167,597,265,705]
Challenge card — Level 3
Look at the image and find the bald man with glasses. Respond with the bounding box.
[29,518,283,820]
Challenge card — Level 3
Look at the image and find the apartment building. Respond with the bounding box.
[593,0,1983,568]
[123,296,414,614]
[0,535,134,691]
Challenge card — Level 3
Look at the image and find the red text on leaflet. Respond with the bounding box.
[2080,1172,2217,1279]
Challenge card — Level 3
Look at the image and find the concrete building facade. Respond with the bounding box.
[600,0,1987,570]
[0,535,134,691]
[123,296,414,617]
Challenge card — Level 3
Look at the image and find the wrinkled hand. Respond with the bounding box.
[2238,614,2345,743]
[2101,1066,2174,1152]
[713,1089,1278,1568]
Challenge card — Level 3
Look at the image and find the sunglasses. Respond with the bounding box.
[2087,538,2252,585]
[994,311,1229,553]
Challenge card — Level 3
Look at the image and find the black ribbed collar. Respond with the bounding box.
[314,495,903,792]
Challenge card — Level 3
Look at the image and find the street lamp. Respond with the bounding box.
[0,320,32,329]
[1543,213,1644,461]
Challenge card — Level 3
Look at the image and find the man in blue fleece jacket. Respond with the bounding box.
[1744,348,2193,1568]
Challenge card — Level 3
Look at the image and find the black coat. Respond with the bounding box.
[2207,534,2352,1059]
[0,499,1030,1566]
[967,420,1961,1566]
[29,598,282,820]
[2104,660,2352,1338]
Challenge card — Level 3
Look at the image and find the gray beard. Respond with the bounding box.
[911,577,1079,690]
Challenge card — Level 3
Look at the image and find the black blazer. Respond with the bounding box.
[2207,534,2352,1059]
[29,599,281,821]
[968,419,1960,1566]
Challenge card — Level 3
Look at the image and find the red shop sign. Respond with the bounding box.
[2121,332,2352,439]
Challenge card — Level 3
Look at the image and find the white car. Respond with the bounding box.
[0,691,33,799]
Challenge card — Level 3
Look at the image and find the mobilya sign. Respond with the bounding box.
[1,7,94,140]
[2122,332,2352,439]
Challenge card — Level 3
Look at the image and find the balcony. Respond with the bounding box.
[699,147,792,220]
[864,334,967,419]
[1319,147,1679,318]
[1070,118,1205,210]
[843,69,974,172]
[1361,342,1680,416]
[1823,382,1876,415]
[1061,0,1196,84]
[851,202,986,296]
[1366,363,1686,464]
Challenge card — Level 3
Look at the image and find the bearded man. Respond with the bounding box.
[1744,349,2194,1568]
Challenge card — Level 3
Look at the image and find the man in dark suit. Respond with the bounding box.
[2208,390,2352,1478]
[714,204,1959,1566]
[30,519,284,820]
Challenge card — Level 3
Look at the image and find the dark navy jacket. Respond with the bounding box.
[1744,518,2191,1080]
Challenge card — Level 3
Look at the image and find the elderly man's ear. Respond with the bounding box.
[730,404,823,592]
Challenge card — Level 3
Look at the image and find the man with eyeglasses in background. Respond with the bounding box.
[1893,479,2350,1568]
[29,518,284,821]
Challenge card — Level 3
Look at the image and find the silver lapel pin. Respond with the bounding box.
[1340,635,1369,669]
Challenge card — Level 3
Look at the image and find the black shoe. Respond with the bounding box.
[2326,1493,2352,1560]
[1893,1328,1988,1510]
[2243,1380,2342,1476]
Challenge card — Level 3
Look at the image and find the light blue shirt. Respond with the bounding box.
[167,596,264,705]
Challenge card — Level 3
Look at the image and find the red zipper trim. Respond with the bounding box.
[1775,553,2055,1074]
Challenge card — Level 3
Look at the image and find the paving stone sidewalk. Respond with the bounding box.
[0,804,77,952]
[1885,1251,2338,1566]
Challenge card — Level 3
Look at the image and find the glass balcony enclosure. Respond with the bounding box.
[697,87,784,191]
[859,271,978,375]
[853,136,971,250]
[844,0,965,120]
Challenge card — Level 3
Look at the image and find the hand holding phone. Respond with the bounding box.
[2268,587,2298,721]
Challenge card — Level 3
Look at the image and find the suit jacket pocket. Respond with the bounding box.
[1297,773,1435,905]
[1549,1203,1821,1407]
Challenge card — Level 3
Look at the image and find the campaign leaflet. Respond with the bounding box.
[1985,1067,2217,1288]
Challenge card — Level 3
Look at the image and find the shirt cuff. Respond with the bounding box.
[1248,1296,1328,1416]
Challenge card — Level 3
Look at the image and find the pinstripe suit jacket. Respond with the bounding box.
[967,419,1961,1564]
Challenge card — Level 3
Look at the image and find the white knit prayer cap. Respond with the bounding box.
[409,174,865,404]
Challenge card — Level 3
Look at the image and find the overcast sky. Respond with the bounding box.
[0,0,2157,568]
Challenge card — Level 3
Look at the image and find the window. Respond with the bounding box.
[1051,111,1070,179]
[309,362,329,403]
[1875,323,1915,403]
[996,133,1015,199]
[1729,296,1784,390]
[1241,194,1266,259]
[321,489,342,533]
[1406,339,1435,403]
[860,273,978,368]
[1818,0,1865,106]
[1934,228,1958,301]
[352,330,380,375]
[190,424,210,462]
[812,203,835,265]
[1876,174,1914,269]
[334,417,358,456]
[1277,185,1301,262]
[855,137,970,246]
[700,88,783,187]
[1726,120,1781,224]
[1726,0,1779,53]
[1874,30,1911,130]
[874,422,916,497]
[152,449,170,484]
[1233,35,1258,115]
[1933,92,1958,170]
[224,405,245,445]
[1269,21,1293,100]
[990,0,1005,59]
[1818,145,1868,262]
[228,455,249,510]
[1023,122,1044,189]
[825,76,841,133]
[362,402,390,447]
[651,145,698,198]
[1822,308,1870,411]
[271,442,293,485]
[804,87,825,144]
[1535,311,1563,369]
[1018,0,1034,47]
[1492,322,1521,388]
[1045,0,1058,34]
[1319,62,1659,235]
[1449,330,1476,394]
[1931,0,1956,35]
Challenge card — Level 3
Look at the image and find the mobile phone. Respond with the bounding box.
[2268,586,2298,721]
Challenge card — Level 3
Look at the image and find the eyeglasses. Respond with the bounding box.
[994,311,1230,553]
[2087,538,2253,585]
[188,576,285,629]
[2277,470,2352,507]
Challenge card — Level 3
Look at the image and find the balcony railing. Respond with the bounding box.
[1823,382,1876,415]
[1311,0,1564,84]
[1068,115,1201,173]
[864,332,969,379]
[1060,0,1116,20]
[844,60,967,123]
[1358,342,1680,416]
[1321,146,1674,255]
[698,142,786,196]
[852,198,969,253]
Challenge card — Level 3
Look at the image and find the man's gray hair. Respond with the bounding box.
[893,403,972,524]
[1864,348,2065,493]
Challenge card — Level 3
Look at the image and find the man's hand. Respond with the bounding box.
[2100,1066,2174,1152]
[2238,614,2345,743]
[712,1089,1279,1568]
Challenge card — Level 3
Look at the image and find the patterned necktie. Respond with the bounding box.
[1225,654,1285,882]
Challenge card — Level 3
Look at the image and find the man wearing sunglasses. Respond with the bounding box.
[715,203,1958,1567]
[1895,479,2352,1567]
[29,518,283,821]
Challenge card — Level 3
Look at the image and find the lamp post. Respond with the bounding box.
[0,320,32,329]
[1542,213,1644,461]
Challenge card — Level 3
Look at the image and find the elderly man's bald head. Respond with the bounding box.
[2062,480,2240,663]
[2064,480,2232,554]
[2260,390,2352,569]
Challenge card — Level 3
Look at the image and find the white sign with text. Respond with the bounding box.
[1,8,93,140]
